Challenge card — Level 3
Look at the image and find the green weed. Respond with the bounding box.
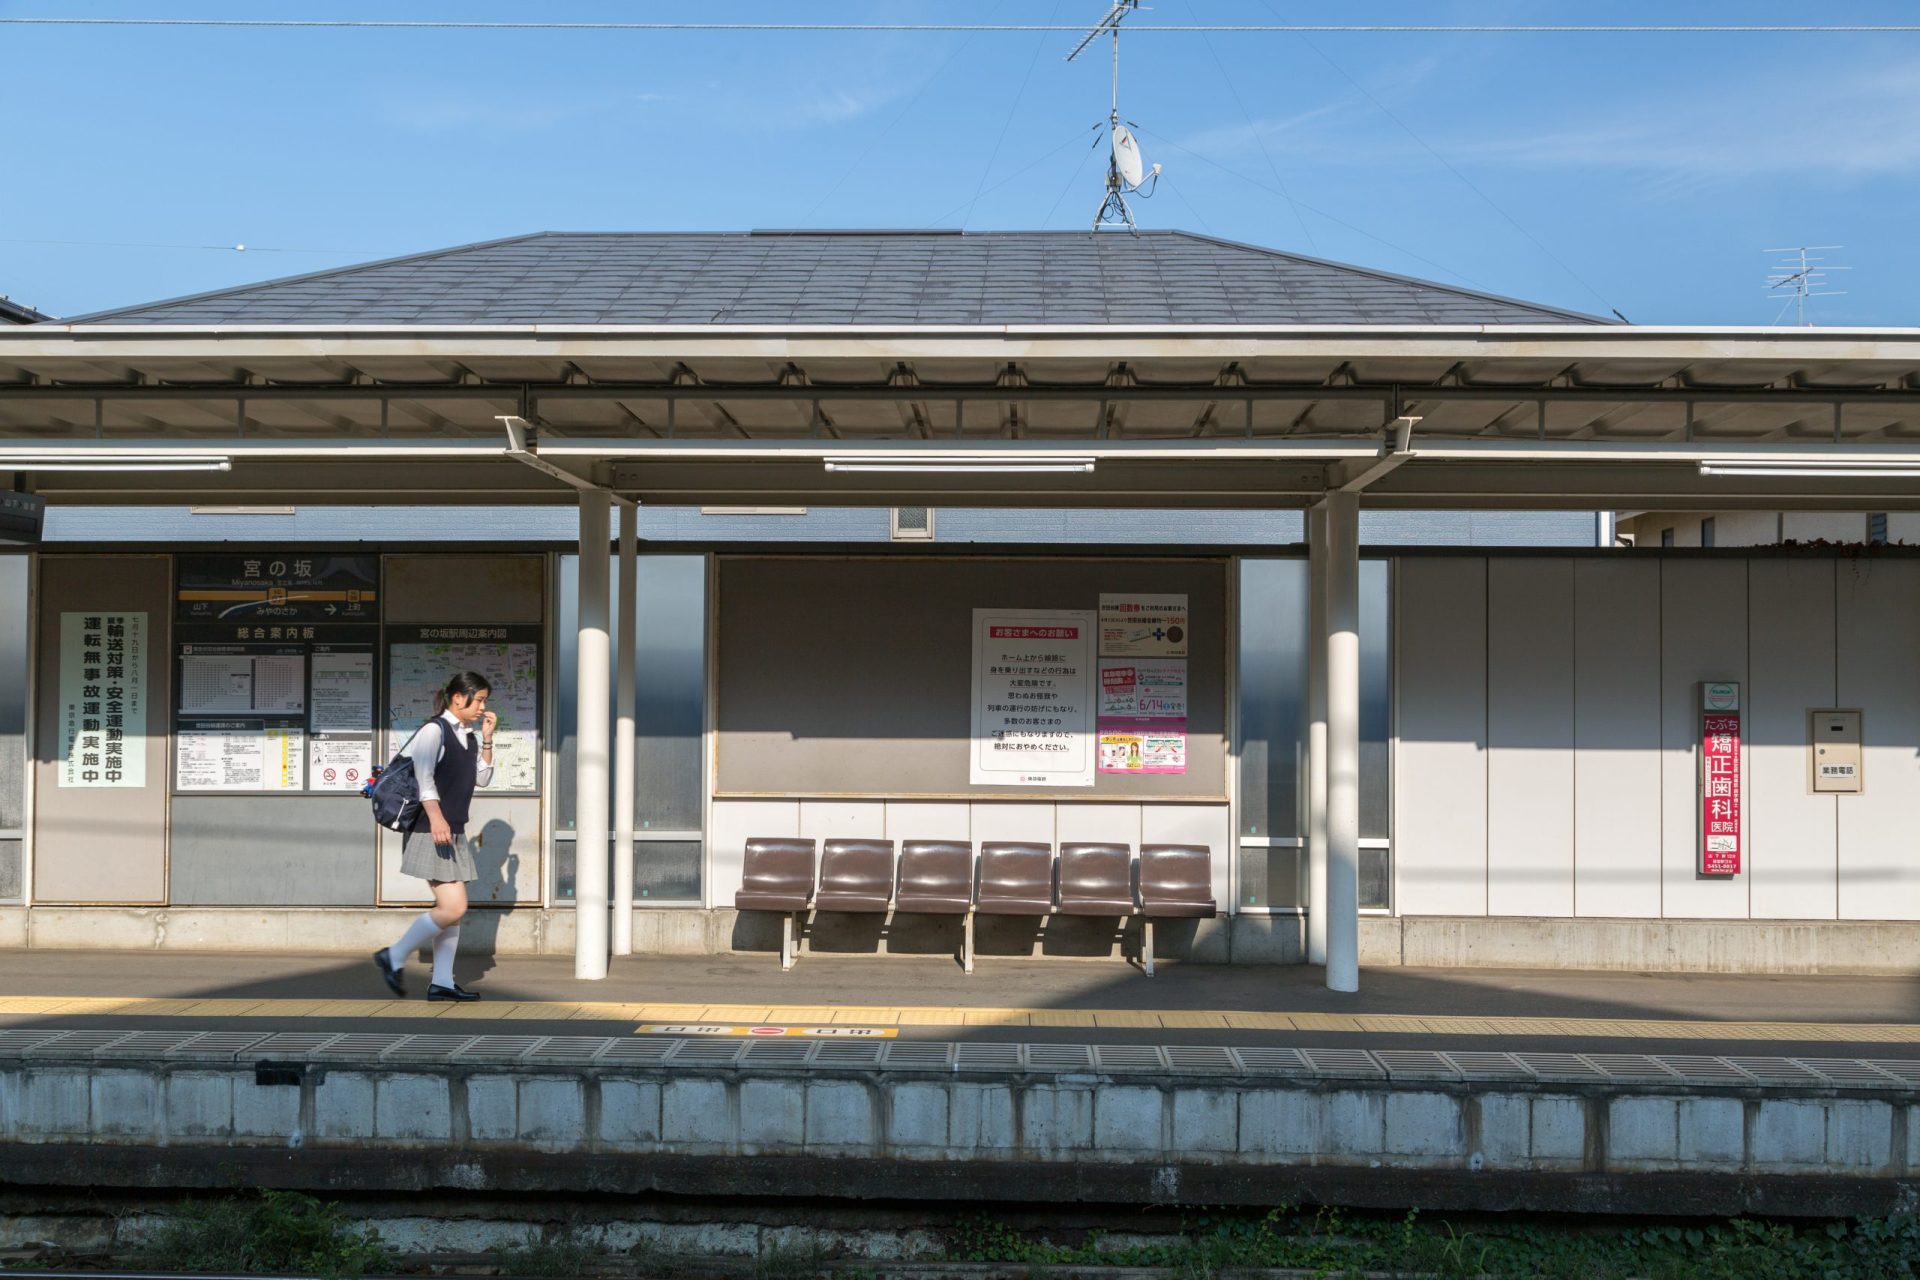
[140,1188,392,1279]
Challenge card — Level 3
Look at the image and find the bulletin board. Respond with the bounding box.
[715,556,1229,800]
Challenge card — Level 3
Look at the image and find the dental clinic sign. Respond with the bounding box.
[1699,682,1742,876]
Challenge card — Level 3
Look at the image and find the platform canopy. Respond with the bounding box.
[4,229,1920,511]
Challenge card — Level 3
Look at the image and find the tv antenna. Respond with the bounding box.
[1066,0,1162,232]
[1765,245,1848,326]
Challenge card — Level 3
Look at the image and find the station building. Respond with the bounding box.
[1,229,1917,984]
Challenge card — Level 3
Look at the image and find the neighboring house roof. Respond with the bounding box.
[0,296,52,325]
[65,229,1613,328]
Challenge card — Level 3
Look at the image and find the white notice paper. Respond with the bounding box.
[309,736,374,791]
[969,609,1095,788]
[176,726,265,791]
[309,652,374,732]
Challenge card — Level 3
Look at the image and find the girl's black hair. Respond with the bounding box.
[431,670,492,716]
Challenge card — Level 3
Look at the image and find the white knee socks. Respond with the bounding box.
[431,924,461,988]
[386,911,442,971]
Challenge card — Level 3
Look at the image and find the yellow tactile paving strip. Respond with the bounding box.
[0,994,1916,1042]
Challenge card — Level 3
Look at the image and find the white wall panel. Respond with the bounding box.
[708,799,799,903]
[1837,560,1920,921]
[970,803,1055,848]
[1573,560,1663,918]
[883,802,972,845]
[798,801,886,842]
[1393,558,1488,916]
[1747,560,1838,920]
[1142,803,1233,907]
[1487,560,1575,916]
[1056,804,1143,849]
[1660,561,1750,919]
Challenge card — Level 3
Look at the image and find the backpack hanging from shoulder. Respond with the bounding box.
[362,720,436,832]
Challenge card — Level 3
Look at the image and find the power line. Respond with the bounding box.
[1268,4,1617,313]
[962,0,1062,228]
[0,237,371,254]
[4,19,1918,33]
[1186,0,1317,252]
[1132,124,1495,291]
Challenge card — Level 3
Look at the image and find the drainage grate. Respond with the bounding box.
[382,1035,476,1062]
[1514,1052,1607,1082]
[1230,1047,1311,1074]
[0,1029,65,1055]
[1797,1058,1902,1088]
[244,1032,339,1059]
[598,1038,678,1065]
[1026,1044,1095,1073]
[953,1043,1021,1072]
[1303,1049,1386,1079]
[310,1033,406,1060]
[23,1031,135,1057]
[812,1040,887,1068]
[1444,1051,1528,1080]
[1093,1044,1167,1072]
[1865,1060,1920,1086]
[1655,1056,1754,1085]
[882,1041,954,1070]
[94,1029,203,1058]
[1583,1054,1679,1080]
[455,1035,546,1062]
[666,1039,746,1066]
[168,1031,274,1060]
[1375,1050,1458,1080]
[1721,1057,1822,1085]
[741,1039,815,1066]
[1164,1045,1237,1073]
[525,1036,612,1063]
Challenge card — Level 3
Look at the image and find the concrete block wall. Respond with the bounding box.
[3,1055,1916,1216]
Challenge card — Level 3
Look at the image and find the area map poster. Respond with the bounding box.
[387,625,541,792]
[969,609,1095,788]
[57,611,146,788]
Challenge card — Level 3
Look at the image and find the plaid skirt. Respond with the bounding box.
[399,829,478,883]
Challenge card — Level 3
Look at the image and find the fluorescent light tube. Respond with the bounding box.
[1699,462,1920,478]
[824,456,1095,475]
[0,459,232,472]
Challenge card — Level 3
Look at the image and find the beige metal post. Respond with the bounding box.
[575,489,612,980]
[1324,490,1361,992]
[1307,503,1329,966]
[612,500,638,957]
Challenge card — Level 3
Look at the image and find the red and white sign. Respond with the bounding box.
[1699,682,1741,876]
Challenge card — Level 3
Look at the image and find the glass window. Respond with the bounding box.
[553,837,702,903]
[1660,528,1675,548]
[0,555,26,901]
[557,553,707,901]
[1701,517,1716,548]
[1235,557,1391,909]
[1869,513,1888,546]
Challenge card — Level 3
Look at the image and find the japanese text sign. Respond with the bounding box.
[1699,681,1741,875]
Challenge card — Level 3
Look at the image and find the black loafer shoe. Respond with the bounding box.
[372,948,406,997]
[426,982,480,1002]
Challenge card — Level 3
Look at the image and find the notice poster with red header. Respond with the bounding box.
[1699,681,1742,876]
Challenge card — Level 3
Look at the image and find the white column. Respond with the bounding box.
[1306,503,1329,965]
[612,499,638,958]
[574,489,612,980]
[1324,489,1361,993]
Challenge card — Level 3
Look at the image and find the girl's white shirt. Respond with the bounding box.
[406,709,495,803]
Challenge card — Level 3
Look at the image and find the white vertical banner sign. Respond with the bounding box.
[58,611,148,788]
[970,609,1096,788]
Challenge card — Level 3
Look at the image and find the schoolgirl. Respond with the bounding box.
[372,671,495,1001]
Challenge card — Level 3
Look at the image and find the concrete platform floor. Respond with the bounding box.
[2,949,1919,1058]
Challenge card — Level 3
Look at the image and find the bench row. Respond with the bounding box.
[734,838,1216,974]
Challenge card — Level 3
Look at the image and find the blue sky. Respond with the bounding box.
[5,1,1916,325]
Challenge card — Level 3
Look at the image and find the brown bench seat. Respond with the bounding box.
[734,837,817,971]
[1137,843,1218,976]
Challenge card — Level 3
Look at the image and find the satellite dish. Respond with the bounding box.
[1112,124,1146,189]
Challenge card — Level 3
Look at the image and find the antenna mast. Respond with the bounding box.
[1067,0,1160,232]
[1765,245,1848,326]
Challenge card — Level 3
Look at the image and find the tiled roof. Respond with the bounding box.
[0,296,52,324]
[68,230,1611,327]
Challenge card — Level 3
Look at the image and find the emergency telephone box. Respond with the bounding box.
[1810,709,1863,794]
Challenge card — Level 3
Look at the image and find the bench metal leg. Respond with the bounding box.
[780,912,798,971]
[963,911,975,974]
[1142,918,1155,977]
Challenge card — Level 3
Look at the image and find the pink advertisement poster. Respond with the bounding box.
[1098,718,1187,774]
